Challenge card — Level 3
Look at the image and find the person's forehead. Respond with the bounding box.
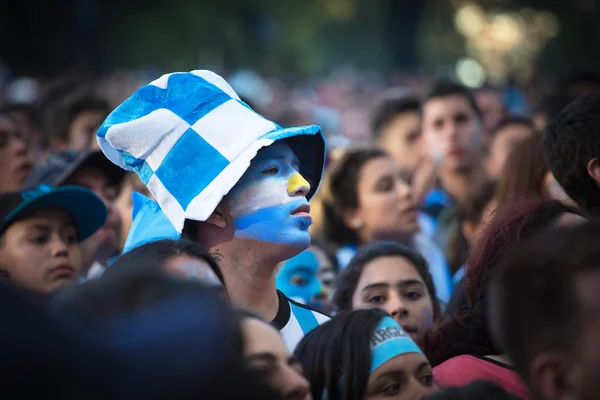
[12,208,74,227]
[359,156,397,182]
[360,256,423,283]
[424,95,474,117]
[252,141,297,164]
[243,318,288,354]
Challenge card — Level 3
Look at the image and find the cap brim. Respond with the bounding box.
[55,151,127,188]
[4,186,108,241]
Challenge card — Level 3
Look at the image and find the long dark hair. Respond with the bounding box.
[320,147,388,247]
[333,242,441,319]
[294,309,389,400]
[419,198,583,367]
[105,239,224,285]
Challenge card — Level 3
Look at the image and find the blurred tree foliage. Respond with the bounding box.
[98,0,396,76]
[1,0,599,80]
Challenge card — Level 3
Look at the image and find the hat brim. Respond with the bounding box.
[4,186,108,241]
[55,151,127,188]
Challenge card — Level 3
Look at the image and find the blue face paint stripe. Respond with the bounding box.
[290,302,319,335]
[233,202,311,248]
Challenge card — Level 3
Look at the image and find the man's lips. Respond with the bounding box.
[291,203,311,217]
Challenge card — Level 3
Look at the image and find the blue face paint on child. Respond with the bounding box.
[276,249,325,310]
[226,141,312,250]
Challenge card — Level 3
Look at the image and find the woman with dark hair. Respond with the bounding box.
[420,198,584,399]
[333,242,441,340]
[295,309,439,400]
[105,239,224,291]
[316,146,453,305]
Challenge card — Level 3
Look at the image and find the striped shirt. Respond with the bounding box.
[271,290,330,351]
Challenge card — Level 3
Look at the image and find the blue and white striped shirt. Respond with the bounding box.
[272,290,330,351]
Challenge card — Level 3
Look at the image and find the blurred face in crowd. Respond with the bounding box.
[0,208,81,294]
[422,95,483,173]
[487,122,534,178]
[475,89,506,134]
[68,108,107,151]
[366,352,438,400]
[222,141,312,260]
[276,245,332,311]
[0,115,32,193]
[115,173,151,252]
[376,110,424,180]
[242,317,311,400]
[65,166,122,268]
[351,256,435,340]
[344,156,419,244]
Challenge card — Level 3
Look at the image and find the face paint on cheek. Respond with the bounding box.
[228,166,312,248]
[233,203,312,248]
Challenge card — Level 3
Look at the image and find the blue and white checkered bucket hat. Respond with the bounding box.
[97,70,325,232]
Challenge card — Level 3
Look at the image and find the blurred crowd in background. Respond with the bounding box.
[3,1,600,399]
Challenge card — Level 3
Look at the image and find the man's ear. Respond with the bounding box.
[587,158,600,186]
[530,352,580,400]
[206,203,227,229]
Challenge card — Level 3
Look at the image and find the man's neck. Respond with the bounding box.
[210,245,281,322]
[439,164,484,203]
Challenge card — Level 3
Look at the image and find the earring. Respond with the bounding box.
[353,220,364,229]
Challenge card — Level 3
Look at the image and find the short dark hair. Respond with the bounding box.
[543,91,600,215]
[488,221,600,385]
[45,92,110,146]
[489,116,534,138]
[321,147,388,247]
[426,81,482,119]
[104,239,224,285]
[371,96,421,138]
[333,242,441,319]
[294,309,390,400]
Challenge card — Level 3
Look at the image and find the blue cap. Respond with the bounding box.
[0,184,107,241]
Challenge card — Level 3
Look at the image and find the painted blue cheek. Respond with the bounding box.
[233,204,311,248]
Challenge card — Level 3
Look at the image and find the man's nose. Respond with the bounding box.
[288,172,310,197]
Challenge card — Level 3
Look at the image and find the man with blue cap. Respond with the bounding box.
[97,70,329,350]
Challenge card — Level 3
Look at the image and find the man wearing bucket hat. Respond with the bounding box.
[97,70,329,350]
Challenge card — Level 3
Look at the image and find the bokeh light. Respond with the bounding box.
[456,58,486,88]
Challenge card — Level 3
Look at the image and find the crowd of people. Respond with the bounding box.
[1,64,600,400]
